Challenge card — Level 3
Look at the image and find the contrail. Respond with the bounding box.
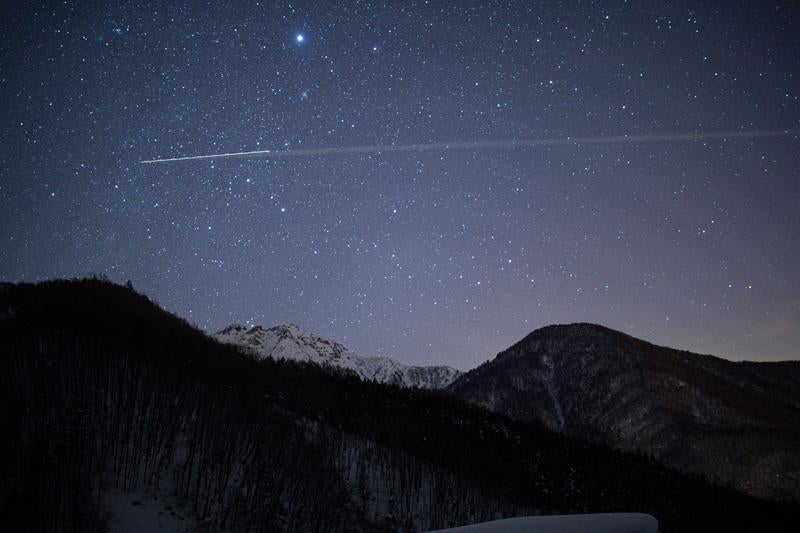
[141,129,799,164]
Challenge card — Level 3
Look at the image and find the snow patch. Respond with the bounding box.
[541,354,565,431]
[428,513,658,532]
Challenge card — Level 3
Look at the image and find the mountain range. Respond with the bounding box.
[214,323,462,389]
[1,279,799,531]
[217,319,800,502]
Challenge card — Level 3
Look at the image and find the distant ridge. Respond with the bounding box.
[215,323,462,389]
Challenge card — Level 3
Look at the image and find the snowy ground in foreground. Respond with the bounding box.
[428,513,658,533]
[103,489,196,532]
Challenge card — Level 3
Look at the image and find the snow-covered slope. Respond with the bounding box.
[215,324,461,389]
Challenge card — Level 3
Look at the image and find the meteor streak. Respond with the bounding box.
[141,129,798,164]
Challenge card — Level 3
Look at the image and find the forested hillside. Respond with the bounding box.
[448,323,800,501]
[1,279,797,531]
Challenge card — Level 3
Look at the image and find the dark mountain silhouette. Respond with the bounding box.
[448,323,800,501]
[1,280,798,531]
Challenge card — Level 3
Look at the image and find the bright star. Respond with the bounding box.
[296,33,304,43]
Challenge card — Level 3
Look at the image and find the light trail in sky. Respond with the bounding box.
[141,129,799,164]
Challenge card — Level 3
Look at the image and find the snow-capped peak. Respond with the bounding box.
[214,323,462,389]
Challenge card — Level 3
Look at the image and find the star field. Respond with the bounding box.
[1,1,799,368]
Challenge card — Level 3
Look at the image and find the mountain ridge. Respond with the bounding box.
[448,322,800,501]
[214,322,463,389]
[3,278,799,532]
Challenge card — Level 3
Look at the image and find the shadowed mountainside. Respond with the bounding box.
[448,323,800,501]
[1,280,798,531]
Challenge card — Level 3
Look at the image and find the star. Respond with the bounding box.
[2,0,796,369]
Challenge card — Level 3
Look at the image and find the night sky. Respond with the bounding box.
[1,1,799,369]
